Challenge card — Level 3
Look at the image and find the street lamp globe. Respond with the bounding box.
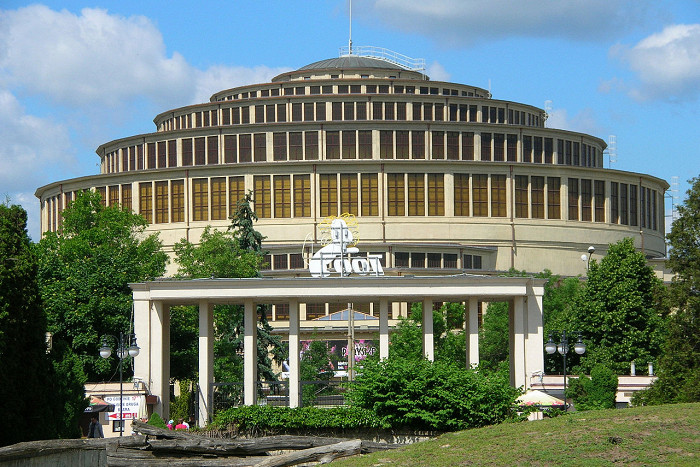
[574,335,586,355]
[99,341,112,359]
[128,339,140,358]
[545,335,557,355]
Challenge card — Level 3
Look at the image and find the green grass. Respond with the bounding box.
[332,403,700,466]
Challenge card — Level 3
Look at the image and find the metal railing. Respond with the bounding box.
[212,382,243,414]
[300,380,354,408]
[339,45,426,72]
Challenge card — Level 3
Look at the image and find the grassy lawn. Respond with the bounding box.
[332,403,700,466]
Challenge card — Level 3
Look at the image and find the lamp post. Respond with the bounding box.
[545,331,586,410]
[99,332,140,436]
[580,245,595,270]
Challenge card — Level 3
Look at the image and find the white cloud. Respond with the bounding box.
[426,62,450,82]
[0,90,75,193]
[0,5,286,110]
[546,107,603,136]
[611,24,700,101]
[360,0,654,45]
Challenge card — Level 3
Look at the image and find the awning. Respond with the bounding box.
[517,389,565,407]
[84,396,115,413]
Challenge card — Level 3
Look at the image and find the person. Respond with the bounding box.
[87,415,104,438]
[175,418,188,430]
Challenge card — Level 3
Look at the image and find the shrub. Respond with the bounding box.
[568,364,618,410]
[213,405,387,434]
[348,358,521,431]
[148,412,168,429]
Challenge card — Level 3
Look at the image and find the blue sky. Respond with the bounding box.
[1,1,699,240]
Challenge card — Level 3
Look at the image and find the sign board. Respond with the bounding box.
[309,217,383,277]
[104,395,141,420]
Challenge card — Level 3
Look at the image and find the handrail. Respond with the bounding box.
[339,45,426,72]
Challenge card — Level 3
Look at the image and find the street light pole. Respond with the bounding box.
[99,332,140,436]
[545,331,586,410]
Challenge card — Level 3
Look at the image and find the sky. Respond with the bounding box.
[1,0,699,241]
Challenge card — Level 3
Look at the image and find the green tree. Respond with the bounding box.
[567,364,618,410]
[479,302,509,371]
[299,340,335,406]
[37,190,168,381]
[568,238,666,374]
[173,225,283,383]
[0,203,84,444]
[228,190,265,254]
[635,177,700,404]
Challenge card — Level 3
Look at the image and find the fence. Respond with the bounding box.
[211,380,355,415]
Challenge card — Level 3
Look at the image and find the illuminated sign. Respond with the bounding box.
[309,217,383,277]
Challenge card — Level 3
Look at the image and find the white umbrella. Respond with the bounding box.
[137,394,148,421]
[517,390,564,407]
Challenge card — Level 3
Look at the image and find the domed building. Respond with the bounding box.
[36,49,668,287]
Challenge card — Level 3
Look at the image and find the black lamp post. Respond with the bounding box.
[99,332,140,436]
[545,331,586,410]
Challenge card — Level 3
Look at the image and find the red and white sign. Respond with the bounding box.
[104,395,140,421]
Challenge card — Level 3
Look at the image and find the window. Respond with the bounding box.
[533,137,543,163]
[305,132,318,160]
[444,254,457,268]
[481,133,491,161]
[304,102,314,121]
[493,134,505,161]
[356,102,367,120]
[515,175,528,218]
[581,179,592,221]
[254,133,266,162]
[122,184,132,211]
[620,183,628,225]
[290,254,304,269]
[358,130,372,159]
[319,174,337,217]
[292,103,302,121]
[523,136,532,163]
[507,135,517,162]
[380,131,393,159]
[274,175,291,218]
[544,138,553,164]
[243,176,266,222]
[275,303,289,320]
[454,174,470,216]
[277,103,287,122]
[408,173,425,216]
[472,174,488,217]
[147,143,156,169]
[343,102,354,120]
[224,135,237,163]
[447,132,459,160]
[412,131,425,159]
[228,176,245,218]
[491,175,506,217]
[428,174,444,216]
[211,177,226,220]
[629,185,638,226]
[431,131,444,159]
[568,178,579,221]
[273,254,288,270]
[289,132,303,160]
[411,252,426,268]
[326,131,340,159]
[139,182,152,223]
[273,133,287,161]
[547,177,561,219]
[361,174,379,216]
[464,254,482,270]
[195,137,206,165]
[611,182,619,224]
[182,138,193,166]
[192,179,208,222]
[293,175,311,217]
[395,252,409,268]
[342,130,356,159]
[387,173,405,216]
[462,132,474,160]
[594,180,605,222]
[306,303,325,320]
[239,134,252,162]
[531,176,545,219]
[332,102,342,120]
[340,174,358,215]
[157,142,166,168]
[109,185,119,207]
[155,181,168,224]
[171,180,184,222]
[396,131,409,159]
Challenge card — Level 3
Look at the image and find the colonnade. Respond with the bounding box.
[131,275,545,424]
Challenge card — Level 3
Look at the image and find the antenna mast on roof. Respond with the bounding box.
[348,0,353,55]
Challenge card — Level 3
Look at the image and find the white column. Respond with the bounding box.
[198,300,214,426]
[132,298,150,393]
[288,300,300,408]
[466,297,479,368]
[511,297,527,389]
[422,298,434,361]
[379,299,389,360]
[150,301,170,420]
[525,283,545,390]
[243,299,257,405]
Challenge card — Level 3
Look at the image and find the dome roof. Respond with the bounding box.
[298,56,406,71]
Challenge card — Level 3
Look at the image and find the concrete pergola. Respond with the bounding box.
[130,274,546,425]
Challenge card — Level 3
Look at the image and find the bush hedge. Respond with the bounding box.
[213,405,388,433]
[348,358,521,431]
